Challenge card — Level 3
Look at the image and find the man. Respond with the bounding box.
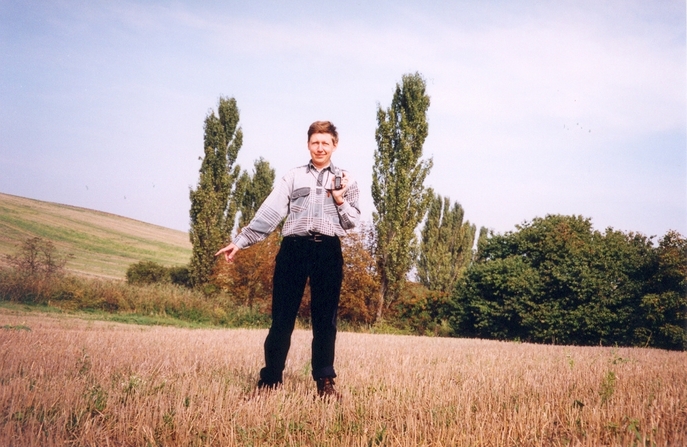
[215,121,360,398]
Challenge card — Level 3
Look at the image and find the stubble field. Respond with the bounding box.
[1,310,685,446]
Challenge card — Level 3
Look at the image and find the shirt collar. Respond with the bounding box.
[307,160,337,173]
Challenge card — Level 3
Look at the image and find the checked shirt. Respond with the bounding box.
[232,161,361,249]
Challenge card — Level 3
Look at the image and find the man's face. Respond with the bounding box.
[308,132,337,169]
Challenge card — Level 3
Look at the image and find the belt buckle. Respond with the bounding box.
[311,233,322,242]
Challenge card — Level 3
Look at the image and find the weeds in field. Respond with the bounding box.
[1,324,31,331]
[0,268,271,329]
[599,370,616,404]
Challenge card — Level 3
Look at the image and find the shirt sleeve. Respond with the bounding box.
[232,174,291,249]
[337,176,361,230]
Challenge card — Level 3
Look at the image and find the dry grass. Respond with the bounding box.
[1,310,685,446]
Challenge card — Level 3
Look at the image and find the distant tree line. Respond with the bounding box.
[179,75,685,350]
[97,74,678,351]
[3,75,680,350]
[451,215,686,350]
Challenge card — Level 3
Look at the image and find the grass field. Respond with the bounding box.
[1,310,685,446]
[0,192,191,279]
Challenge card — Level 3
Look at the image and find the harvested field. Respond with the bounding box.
[1,311,685,446]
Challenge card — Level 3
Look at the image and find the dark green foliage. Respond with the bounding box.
[126,261,170,285]
[126,262,191,288]
[391,283,454,336]
[372,72,433,321]
[237,157,276,229]
[417,192,477,293]
[638,231,687,349]
[168,265,191,288]
[189,97,244,287]
[452,215,686,350]
[453,256,539,341]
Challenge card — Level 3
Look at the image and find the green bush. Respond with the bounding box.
[126,261,170,285]
[390,282,454,336]
[169,266,191,288]
[452,215,687,350]
[126,261,192,288]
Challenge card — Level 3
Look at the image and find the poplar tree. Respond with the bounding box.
[417,192,477,293]
[372,72,433,320]
[237,157,276,229]
[189,96,243,287]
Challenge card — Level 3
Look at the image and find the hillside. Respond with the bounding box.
[0,192,191,279]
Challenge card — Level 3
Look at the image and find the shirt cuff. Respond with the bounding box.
[232,234,249,249]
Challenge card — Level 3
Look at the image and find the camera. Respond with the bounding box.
[334,168,343,190]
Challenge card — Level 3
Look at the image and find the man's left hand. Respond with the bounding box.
[331,172,348,205]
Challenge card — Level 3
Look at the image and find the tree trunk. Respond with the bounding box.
[376,275,387,322]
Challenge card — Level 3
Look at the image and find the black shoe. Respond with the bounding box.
[316,377,341,400]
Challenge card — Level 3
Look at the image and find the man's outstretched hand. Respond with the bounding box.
[215,243,240,262]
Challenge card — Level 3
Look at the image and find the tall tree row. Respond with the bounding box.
[372,72,433,320]
[417,192,477,293]
[189,97,244,287]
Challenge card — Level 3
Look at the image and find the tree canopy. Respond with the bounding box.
[452,215,686,350]
[237,157,275,229]
[417,192,477,293]
[189,97,243,287]
[372,72,433,320]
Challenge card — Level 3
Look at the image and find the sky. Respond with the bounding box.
[1,0,685,240]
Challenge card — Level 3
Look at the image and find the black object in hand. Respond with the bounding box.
[334,168,343,190]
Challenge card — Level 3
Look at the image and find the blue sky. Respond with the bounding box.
[1,0,685,239]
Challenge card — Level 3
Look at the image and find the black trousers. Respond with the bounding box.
[259,235,343,384]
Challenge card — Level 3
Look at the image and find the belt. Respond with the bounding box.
[289,232,336,243]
